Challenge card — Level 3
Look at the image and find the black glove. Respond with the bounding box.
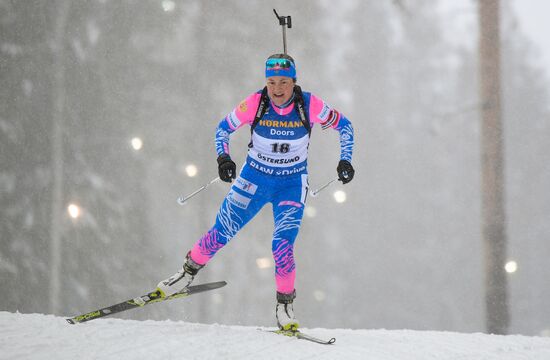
[217,154,236,183]
[337,160,355,184]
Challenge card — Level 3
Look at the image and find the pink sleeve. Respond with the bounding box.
[224,93,262,130]
[308,93,342,130]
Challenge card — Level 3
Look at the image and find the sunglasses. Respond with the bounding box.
[266,58,294,69]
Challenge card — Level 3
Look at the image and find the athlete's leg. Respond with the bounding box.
[190,169,267,265]
[157,169,268,296]
[271,174,308,294]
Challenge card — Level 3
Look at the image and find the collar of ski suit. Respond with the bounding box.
[269,92,296,116]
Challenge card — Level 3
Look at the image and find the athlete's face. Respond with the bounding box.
[266,76,295,107]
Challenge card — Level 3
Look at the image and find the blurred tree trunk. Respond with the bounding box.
[49,0,71,315]
[478,0,509,335]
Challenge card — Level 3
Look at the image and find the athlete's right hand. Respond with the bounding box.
[217,154,236,183]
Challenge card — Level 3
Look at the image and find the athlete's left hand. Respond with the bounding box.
[337,160,355,184]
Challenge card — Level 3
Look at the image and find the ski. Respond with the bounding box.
[261,328,336,345]
[66,281,227,324]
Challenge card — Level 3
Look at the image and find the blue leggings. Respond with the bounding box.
[189,165,308,294]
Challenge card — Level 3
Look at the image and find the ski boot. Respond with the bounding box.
[156,252,204,297]
[276,290,299,331]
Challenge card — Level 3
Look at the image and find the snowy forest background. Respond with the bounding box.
[1,0,549,336]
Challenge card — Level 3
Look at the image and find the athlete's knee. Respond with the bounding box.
[273,218,301,244]
[214,201,244,241]
[273,219,302,244]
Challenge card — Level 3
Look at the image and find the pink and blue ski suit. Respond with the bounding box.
[189,89,354,295]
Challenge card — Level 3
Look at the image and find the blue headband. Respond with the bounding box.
[265,58,296,79]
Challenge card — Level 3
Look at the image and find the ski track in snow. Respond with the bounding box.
[2,312,550,360]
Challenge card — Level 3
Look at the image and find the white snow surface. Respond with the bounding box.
[2,311,550,360]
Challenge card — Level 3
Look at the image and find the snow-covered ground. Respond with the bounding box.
[2,311,550,360]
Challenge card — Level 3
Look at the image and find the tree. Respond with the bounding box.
[478,0,508,335]
[0,0,176,316]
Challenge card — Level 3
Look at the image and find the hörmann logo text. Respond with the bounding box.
[259,120,302,128]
